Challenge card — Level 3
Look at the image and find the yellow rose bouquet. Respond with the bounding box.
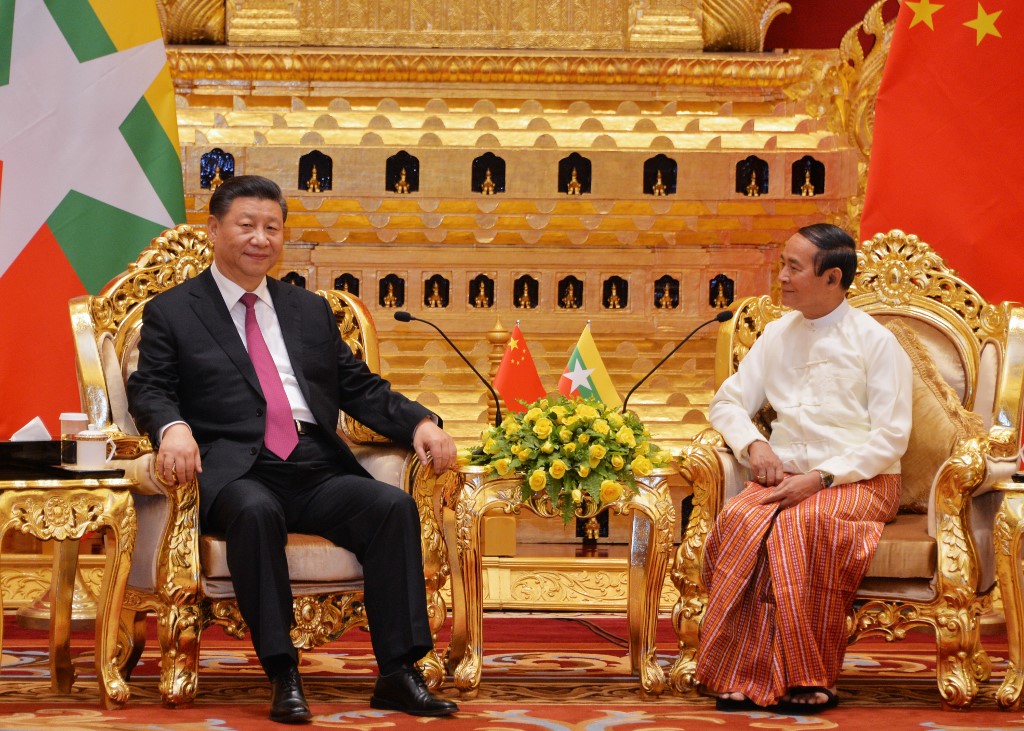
[468,395,670,523]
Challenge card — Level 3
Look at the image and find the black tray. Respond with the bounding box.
[0,440,124,480]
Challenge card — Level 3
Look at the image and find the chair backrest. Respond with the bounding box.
[69,224,380,440]
[714,229,1024,464]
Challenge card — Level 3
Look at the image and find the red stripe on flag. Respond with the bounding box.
[0,225,85,437]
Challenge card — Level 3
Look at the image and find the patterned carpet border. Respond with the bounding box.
[1,613,1021,730]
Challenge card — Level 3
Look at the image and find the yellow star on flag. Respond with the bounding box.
[507,337,519,350]
[964,3,1002,44]
[907,0,944,30]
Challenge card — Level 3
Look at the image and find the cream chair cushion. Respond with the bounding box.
[885,319,985,513]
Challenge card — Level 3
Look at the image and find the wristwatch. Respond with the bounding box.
[817,470,834,488]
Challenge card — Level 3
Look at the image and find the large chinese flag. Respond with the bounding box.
[0,1,184,437]
[861,1,1024,303]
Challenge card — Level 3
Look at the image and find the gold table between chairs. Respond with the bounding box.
[442,466,675,695]
[0,475,136,709]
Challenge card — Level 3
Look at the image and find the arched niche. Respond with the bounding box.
[558,276,583,310]
[298,150,332,192]
[424,274,450,309]
[200,148,234,189]
[513,275,539,309]
[791,155,825,196]
[379,274,405,308]
[603,276,628,309]
[735,155,769,196]
[386,151,419,194]
[472,152,506,195]
[558,152,591,195]
[469,274,494,308]
[333,273,359,296]
[281,271,307,289]
[643,154,677,196]
[654,275,679,310]
[709,274,735,309]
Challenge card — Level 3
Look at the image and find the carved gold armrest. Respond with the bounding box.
[338,413,391,445]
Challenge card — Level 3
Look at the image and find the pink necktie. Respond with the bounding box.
[240,293,298,460]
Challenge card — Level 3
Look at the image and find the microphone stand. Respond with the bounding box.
[621,310,734,414]
[394,311,503,427]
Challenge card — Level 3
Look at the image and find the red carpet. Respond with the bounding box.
[0,612,1019,730]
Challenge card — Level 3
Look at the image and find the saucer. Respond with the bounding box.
[59,464,122,473]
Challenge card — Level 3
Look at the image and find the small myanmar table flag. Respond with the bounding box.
[558,324,621,409]
[493,323,547,414]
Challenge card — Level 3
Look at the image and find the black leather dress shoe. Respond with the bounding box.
[269,666,313,724]
[370,666,458,716]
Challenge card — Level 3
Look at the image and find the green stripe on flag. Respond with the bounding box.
[0,0,13,85]
[43,0,116,62]
[47,192,166,294]
[120,99,187,222]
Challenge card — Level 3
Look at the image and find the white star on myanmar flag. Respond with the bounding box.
[562,361,595,394]
[0,3,173,276]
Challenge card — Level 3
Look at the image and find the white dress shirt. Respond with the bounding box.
[209,262,316,423]
[709,300,913,486]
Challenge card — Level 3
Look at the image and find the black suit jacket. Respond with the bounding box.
[126,269,432,522]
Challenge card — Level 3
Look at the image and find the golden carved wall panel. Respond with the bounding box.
[224,0,704,50]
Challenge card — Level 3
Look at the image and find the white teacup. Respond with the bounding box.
[76,428,115,469]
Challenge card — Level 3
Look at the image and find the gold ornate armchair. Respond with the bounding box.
[68,224,452,707]
[669,230,1024,709]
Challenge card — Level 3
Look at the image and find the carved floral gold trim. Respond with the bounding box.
[168,47,804,90]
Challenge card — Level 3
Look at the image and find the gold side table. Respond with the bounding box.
[442,466,675,696]
[0,475,137,709]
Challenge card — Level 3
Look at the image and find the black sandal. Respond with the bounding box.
[715,696,761,712]
[777,686,839,715]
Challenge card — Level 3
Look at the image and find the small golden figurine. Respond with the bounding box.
[584,516,600,540]
[651,170,666,197]
[745,171,760,197]
[658,282,674,309]
[340,280,350,292]
[209,165,223,191]
[382,282,398,308]
[517,282,533,309]
[713,282,728,309]
[606,283,621,309]
[306,164,321,193]
[426,281,443,308]
[473,281,491,308]
[481,169,495,196]
[567,168,581,196]
[800,169,815,197]
[395,168,410,194]
[561,283,578,309]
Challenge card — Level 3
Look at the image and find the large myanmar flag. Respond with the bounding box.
[0,0,184,437]
[861,0,1023,303]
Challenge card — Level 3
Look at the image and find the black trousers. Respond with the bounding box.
[203,433,433,676]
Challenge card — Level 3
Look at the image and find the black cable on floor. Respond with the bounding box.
[553,616,628,648]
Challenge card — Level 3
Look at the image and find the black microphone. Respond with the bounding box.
[394,311,503,427]
[621,309,734,414]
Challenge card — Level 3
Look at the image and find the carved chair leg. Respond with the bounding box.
[158,604,203,708]
[117,608,148,680]
[935,618,981,710]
